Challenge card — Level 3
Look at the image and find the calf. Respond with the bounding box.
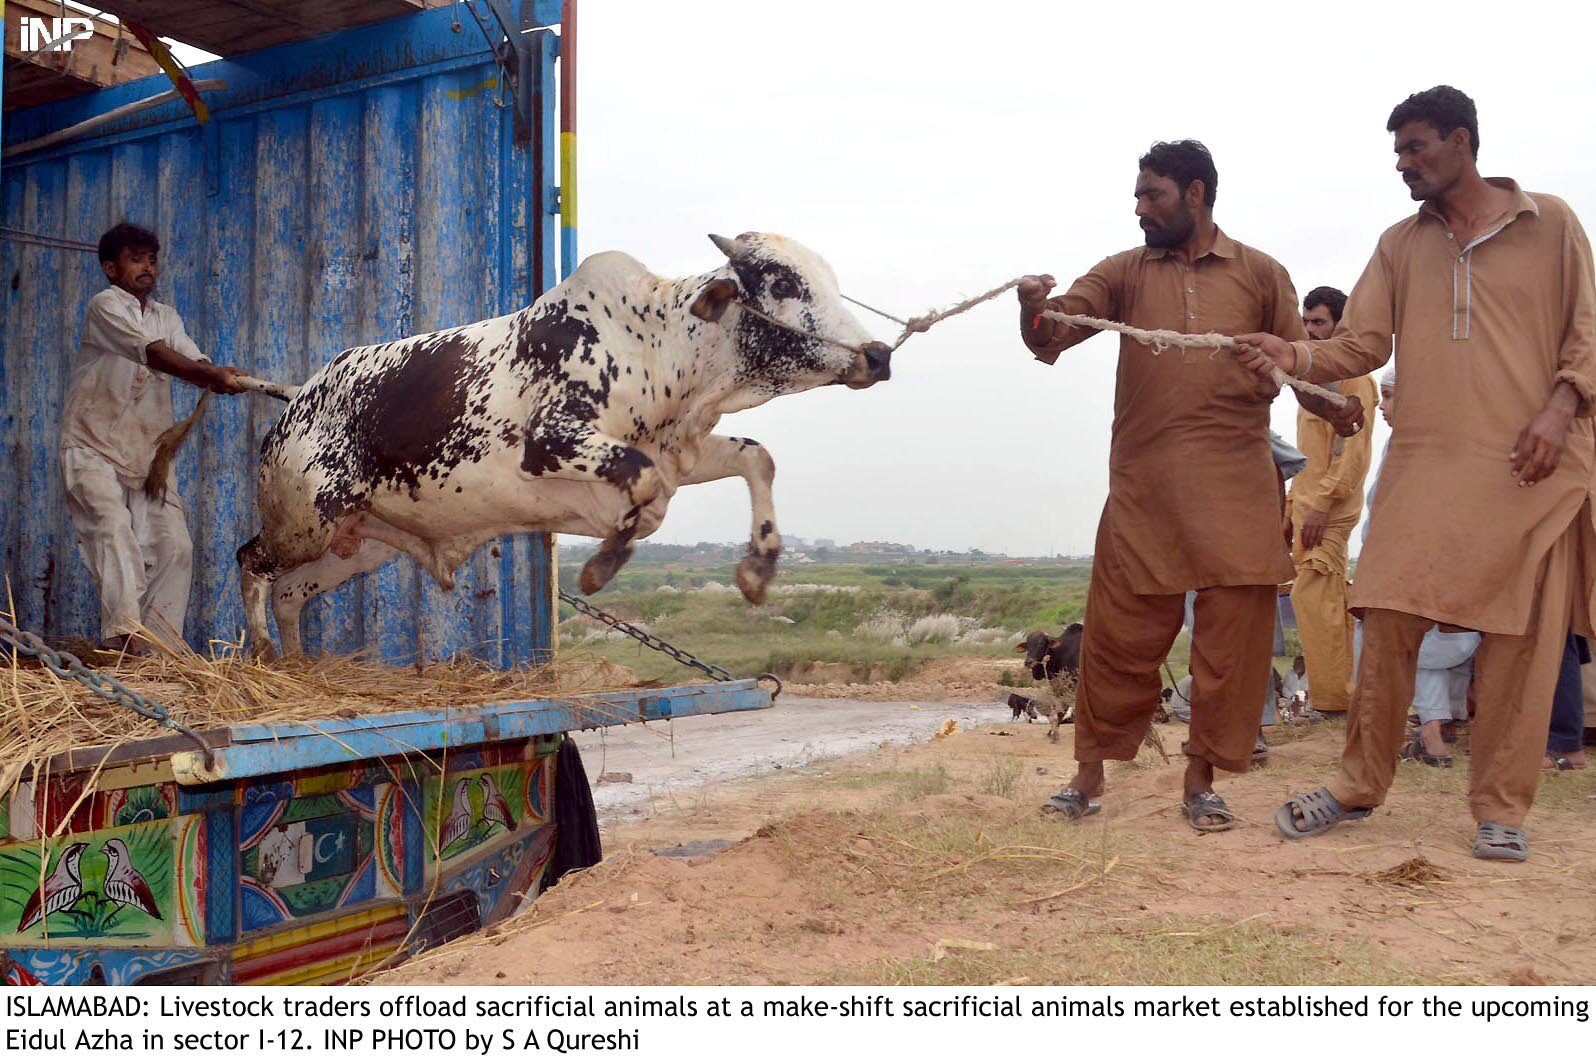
[238,233,891,657]
[1014,623,1084,741]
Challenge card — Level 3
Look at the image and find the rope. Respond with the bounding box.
[731,298,867,356]
[888,278,1024,351]
[738,276,1350,411]
[1038,309,1349,408]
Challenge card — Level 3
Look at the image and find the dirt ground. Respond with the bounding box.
[378,672,1596,987]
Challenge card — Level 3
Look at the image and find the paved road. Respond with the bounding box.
[573,696,1005,823]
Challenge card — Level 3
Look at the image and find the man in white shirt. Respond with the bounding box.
[1282,656,1310,703]
[60,223,245,654]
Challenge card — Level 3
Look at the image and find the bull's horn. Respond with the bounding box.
[708,233,740,259]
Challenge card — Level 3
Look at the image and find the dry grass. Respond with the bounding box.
[1,607,645,800]
[826,916,1424,986]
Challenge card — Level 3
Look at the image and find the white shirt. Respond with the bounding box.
[1172,674,1193,711]
[1282,670,1309,699]
[60,286,208,483]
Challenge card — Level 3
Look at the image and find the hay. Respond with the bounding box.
[1,615,651,799]
[1363,856,1452,890]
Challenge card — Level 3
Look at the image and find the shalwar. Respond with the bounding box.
[62,448,194,642]
[1296,181,1596,825]
[1027,231,1303,771]
[60,285,209,642]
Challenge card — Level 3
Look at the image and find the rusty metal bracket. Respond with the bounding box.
[461,0,539,143]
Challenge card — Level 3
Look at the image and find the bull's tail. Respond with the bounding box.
[144,390,211,501]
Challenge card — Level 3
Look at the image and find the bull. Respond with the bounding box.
[237,233,891,658]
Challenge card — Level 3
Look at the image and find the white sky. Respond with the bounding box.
[576,0,1596,557]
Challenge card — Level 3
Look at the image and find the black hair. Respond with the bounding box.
[1387,86,1479,160]
[1138,140,1218,208]
[97,222,159,265]
[1303,285,1348,323]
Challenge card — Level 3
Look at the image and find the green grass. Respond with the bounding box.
[557,558,1095,683]
[559,553,1314,692]
[834,766,951,801]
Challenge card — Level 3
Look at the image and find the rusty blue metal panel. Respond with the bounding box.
[0,3,557,666]
[171,680,774,783]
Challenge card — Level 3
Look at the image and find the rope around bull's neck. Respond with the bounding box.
[832,277,1348,408]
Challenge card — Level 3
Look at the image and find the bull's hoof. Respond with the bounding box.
[580,546,632,595]
[735,549,778,604]
[249,641,280,665]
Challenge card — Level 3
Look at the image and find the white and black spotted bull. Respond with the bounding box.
[237,233,891,658]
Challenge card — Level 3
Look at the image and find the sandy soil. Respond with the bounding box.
[378,678,1596,987]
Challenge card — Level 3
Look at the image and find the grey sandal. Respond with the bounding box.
[1275,786,1373,839]
[1041,787,1100,821]
[1473,821,1528,862]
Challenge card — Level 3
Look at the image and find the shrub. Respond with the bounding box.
[977,757,1023,799]
[854,612,907,642]
[906,613,960,644]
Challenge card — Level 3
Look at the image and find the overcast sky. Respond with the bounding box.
[570,0,1596,557]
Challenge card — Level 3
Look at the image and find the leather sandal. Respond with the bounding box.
[1041,787,1100,821]
[1182,789,1236,832]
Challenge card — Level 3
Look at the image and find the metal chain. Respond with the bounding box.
[558,588,731,680]
[0,616,216,770]
[558,588,783,698]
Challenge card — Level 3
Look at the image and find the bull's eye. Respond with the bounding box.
[770,277,801,301]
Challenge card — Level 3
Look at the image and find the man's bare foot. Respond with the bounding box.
[1182,756,1235,831]
[1417,720,1449,759]
[97,634,153,657]
[1040,760,1105,821]
[1067,760,1105,798]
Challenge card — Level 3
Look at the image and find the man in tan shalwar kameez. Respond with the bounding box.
[1017,140,1334,832]
[1236,86,1596,861]
[1289,286,1380,716]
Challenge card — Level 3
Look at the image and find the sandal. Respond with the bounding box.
[1041,787,1100,821]
[1473,821,1528,862]
[1182,789,1236,832]
[1251,735,1270,767]
[1400,731,1453,768]
[1275,786,1373,839]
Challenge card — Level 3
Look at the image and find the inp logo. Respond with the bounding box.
[17,16,96,53]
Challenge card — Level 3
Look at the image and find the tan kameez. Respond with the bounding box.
[1294,181,1596,825]
[1295,182,1596,635]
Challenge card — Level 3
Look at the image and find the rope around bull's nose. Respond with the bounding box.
[845,277,1348,409]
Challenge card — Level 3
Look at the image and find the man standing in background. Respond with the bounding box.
[1289,286,1380,716]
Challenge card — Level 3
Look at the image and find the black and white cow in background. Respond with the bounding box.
[238,233,892,658]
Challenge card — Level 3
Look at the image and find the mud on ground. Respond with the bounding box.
[379,688,1596,987]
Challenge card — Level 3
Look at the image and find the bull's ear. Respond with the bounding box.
[1013,642,1028,654]
[1048,638,1062,651]
[690,277,738,322]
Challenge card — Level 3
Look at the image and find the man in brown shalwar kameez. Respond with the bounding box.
[1017,140,1332,832]
[1236,86,1596,861]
